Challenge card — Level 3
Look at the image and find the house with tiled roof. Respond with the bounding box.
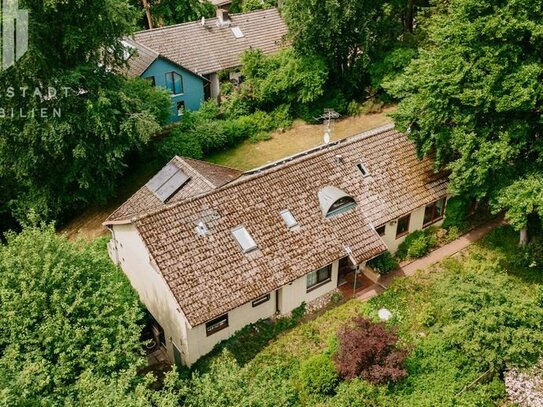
[123,8,288,121]
[104,125,448,366]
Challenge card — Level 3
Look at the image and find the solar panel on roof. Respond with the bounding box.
[146,162,190,202]
[232,226,257,253]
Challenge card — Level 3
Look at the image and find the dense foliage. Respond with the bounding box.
[367,251,398,275]
[281,0,416,97]
[299,354,339,395]
[334,316,408,384]
[0,0,171,231]
[130,0,215,29]
[155,100,292,161]
[0,226,145,404]
[387,0,543,241]
[395,228,437,261]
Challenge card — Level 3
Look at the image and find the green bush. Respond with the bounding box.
[299,354,339,395]
[442,196,471,229]
[155,127,204,160]
[367,251,398,275]
[396,229,437,261]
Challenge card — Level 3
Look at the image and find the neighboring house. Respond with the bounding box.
[123,39,207,121]
[124,8,288,121]
[104,124,448,366]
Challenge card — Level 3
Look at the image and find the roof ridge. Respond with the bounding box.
[134,7,279,36]
[130,123,396,224]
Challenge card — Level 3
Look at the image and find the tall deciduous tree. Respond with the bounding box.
[386,0,543,244]
[0,0,171,229]
[281,0,411,96]
[0,226,144,403]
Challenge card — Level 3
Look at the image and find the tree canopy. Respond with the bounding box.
[0,226,145,404]
[0,0,171,230]
[386,0,543,240]
[281,0,414,96]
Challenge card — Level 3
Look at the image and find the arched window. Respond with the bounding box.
[318,186,357,218]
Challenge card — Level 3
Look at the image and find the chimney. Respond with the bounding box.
[335,155,343,164]
[216,8,230,25]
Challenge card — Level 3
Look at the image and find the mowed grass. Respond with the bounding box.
[206,108,394,170]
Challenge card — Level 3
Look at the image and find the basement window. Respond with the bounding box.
[205,314,229,336]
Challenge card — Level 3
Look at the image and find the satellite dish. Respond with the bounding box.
[323,130,330,144]
[201,16,205,26]
[378,308,392,321]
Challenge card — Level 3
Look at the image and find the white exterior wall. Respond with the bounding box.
[186,292,276,365]
[377,203,446,254]
[279,260,339,314]
[111,224,190,365]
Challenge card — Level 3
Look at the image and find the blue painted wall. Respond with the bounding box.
[142,57,205,122]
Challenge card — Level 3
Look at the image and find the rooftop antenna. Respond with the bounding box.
[315,108,340,145]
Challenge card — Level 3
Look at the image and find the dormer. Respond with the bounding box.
[318,186,357,218]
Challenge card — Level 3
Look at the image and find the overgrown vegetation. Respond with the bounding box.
[395,228,437,261]
[171,226,543,406]
[387,0,543,245]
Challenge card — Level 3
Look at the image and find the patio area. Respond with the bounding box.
[337,268,376,299]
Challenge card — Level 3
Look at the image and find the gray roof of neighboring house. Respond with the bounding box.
[133,8,288,76]
[108,125,448,327]
[122,38,160,77]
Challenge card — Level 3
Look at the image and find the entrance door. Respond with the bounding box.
[338,256,356,286]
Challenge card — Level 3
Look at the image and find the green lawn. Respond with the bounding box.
[182,226,543,406]
[207,109,394,170]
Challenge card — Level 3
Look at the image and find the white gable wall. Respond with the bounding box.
[111,224,190,364]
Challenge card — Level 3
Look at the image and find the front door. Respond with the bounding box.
[338,256,356,286]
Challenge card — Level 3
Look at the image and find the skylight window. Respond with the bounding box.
[231,26,244,38]
[232,226,257,253]
[357,162,369,177]
[280,209,298,229]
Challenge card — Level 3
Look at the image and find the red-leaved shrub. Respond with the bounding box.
[333,316,408,384]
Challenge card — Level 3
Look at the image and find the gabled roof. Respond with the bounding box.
[120,125,448,327]
[133,8,288,76]
[122,38,159,77]
[105,157,242,223]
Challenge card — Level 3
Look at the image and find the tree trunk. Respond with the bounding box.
[405,0,415,33]
[519,227,528,247]
[142,0,153,29]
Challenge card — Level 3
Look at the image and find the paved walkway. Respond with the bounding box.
[355,216,504,300]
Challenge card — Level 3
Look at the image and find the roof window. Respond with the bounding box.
[232,225,257,253]
[357,162,369,177]
[280,209,298,229]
